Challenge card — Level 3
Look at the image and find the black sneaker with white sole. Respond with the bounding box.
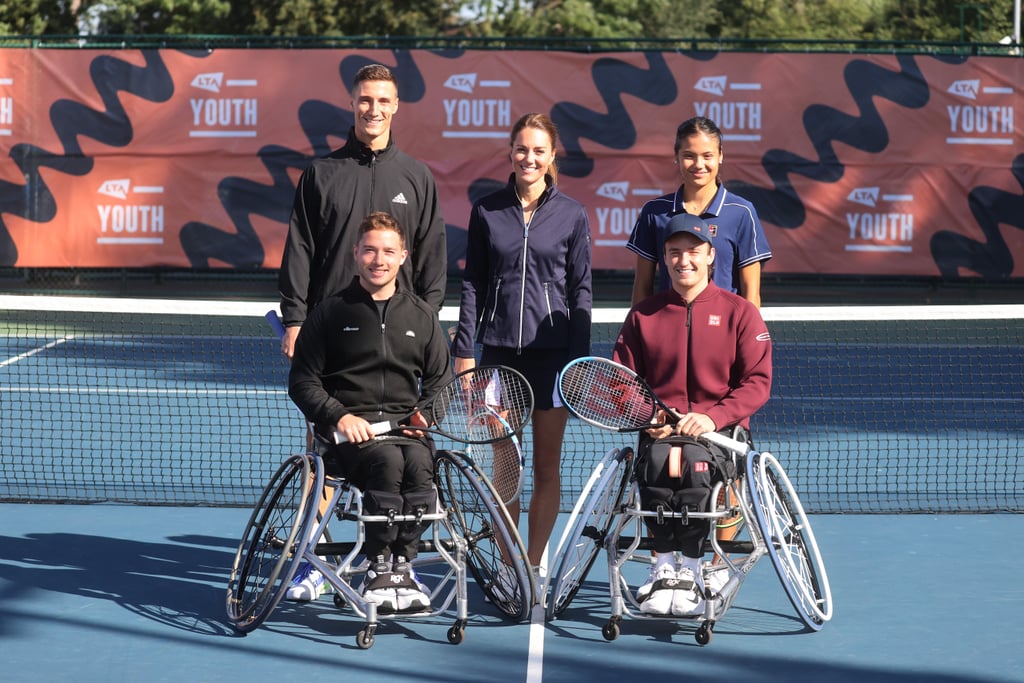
[391,556,431,613]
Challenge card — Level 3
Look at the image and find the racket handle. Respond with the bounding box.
[265,310,286,339]
[700,431,750,455]
[332,420,393,444]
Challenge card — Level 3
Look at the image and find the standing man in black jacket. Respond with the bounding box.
[289,212,451,613]
[279,63,447,359]
[278,63,447,603]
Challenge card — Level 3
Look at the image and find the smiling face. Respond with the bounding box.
[510,125,555,192]
[674,130,722,192]
[354,224,407,298]
[351,79,398,151]
[664,231,714,299]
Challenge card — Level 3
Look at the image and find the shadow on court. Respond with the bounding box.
[0,529,519,647]
[0,531,240,637]
[1,509,1021,683]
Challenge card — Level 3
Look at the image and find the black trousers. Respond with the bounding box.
[326,436,435,562]
[636,434,720,558]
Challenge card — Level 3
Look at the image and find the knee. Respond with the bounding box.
[363,489,404,519]
[402,487,437,518]
[532,454,561,481]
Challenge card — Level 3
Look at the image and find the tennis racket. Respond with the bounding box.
[558,355,752,455]
[465,372,527,504]
[331,364,533,446]
[265,309,287,339]
[557,356,675,432]
[466,416,526,506]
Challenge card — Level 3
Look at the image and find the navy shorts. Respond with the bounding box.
[479,346,570,411]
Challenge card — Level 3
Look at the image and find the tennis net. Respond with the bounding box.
[2,295,1022,513]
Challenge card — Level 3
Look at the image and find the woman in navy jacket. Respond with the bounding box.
[452,113,593,580]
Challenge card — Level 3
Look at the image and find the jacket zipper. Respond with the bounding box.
[377,301,387,419]
[368,151,377,205]
[543,282,553,327]
[685,300,693,413]
[516,219,529,353]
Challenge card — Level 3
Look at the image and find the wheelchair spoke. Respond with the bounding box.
[748,451,833,630]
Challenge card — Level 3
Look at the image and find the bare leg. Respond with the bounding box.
[526,406,569,567]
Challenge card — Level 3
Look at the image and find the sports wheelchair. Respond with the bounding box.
[226,443,535,649]
[544,430,832,646]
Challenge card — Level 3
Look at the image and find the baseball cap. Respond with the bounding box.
[664,213,712,244]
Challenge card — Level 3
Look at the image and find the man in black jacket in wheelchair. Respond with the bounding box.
[612,213,772,617]
[288,212,451,614]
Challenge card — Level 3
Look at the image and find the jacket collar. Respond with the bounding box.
[504,173,558,204]
[344,127,395,163]
[341,275,404,304]
[665,279,720,307]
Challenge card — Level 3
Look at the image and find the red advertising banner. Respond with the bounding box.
[0,48,1020,278]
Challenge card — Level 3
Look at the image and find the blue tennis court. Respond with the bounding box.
[1,504,1022,682]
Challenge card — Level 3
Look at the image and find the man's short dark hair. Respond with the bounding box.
[358,211,405,248]
[352,64,398,91]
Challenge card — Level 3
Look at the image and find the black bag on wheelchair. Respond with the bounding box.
[637,435,730,521]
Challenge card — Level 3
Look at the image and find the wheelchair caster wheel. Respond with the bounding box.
[602,617,621,641]
[447,625,465,644]
[695,622,713,646]
[333,593,347,610]
[356,627,375,649]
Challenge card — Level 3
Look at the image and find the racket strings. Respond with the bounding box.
[559,360,658,430]
[432,367,533,443]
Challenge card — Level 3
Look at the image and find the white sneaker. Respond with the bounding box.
[359,557,398,614]
[637,563,677,615]
[704,565,729,595]
[285,561,328,601]
[532,565,548,606]
[392,557,431,613]
[669,566,705,617]
[636,562,675,602]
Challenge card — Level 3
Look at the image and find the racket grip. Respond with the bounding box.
[700,431,750,455]
[265,310,286,339]
[332,420,393,444]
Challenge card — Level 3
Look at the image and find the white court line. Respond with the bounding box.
[526,546,550,683]
[526,604,546,682]
[0,336,73,368]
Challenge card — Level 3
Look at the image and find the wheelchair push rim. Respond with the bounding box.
[435,449,534,622]
[747,450,833,630]
[226,453,322,631]
[546,446,632,621]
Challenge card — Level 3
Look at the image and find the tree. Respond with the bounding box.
[871,0,1014,43]
[76,0,232,34]
[227,0,463,36]
[0,0,77,34]
[0,0,1016,44]
[638,0,723,40]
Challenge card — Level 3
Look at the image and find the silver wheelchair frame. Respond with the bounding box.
[544,431,833,645]
[226,446,534,649]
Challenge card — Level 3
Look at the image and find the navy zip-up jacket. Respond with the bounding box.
[452,176,592,359]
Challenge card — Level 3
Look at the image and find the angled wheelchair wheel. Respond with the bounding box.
[546,447,632,621]
[435,449,533,622]
[747,451,833,630]
[227,453,322,632]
